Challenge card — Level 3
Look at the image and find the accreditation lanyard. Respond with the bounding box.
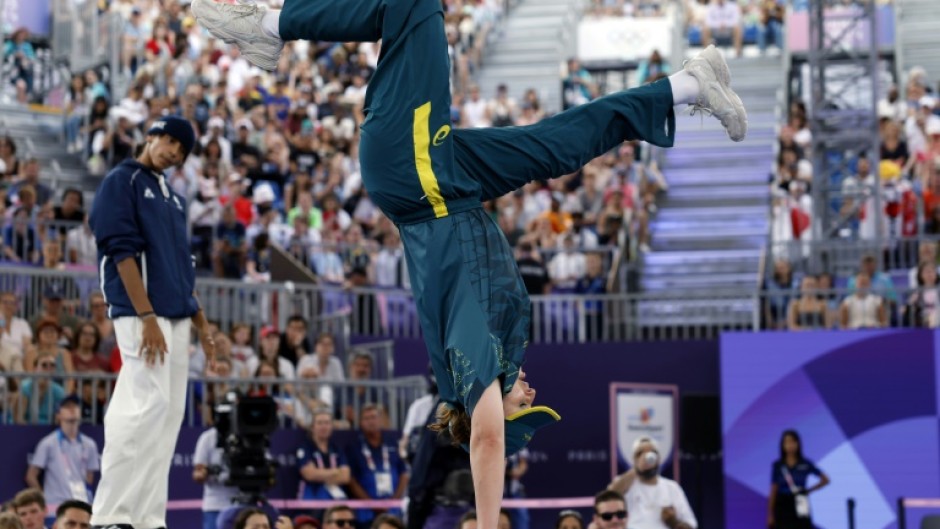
[56,431,89,499]
[313,450,338,470]
[362,442,390,473]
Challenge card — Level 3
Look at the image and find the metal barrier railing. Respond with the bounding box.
[0,371,428,430]
[7,265,940,344]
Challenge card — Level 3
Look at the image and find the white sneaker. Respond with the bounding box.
[683,44,747,142]
[191,0,284,71]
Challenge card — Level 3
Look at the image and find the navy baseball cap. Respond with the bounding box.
[147,116,196,156]
[459,405,561,456]
[43,282,65,299]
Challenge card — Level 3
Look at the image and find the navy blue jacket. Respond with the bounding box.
[90,159,198,319]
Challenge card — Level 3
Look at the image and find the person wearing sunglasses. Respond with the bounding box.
[15,353,67,425]
[322,506,356,529]
[593,490,628,529]
[608,437,696,529]
[25,395,99,511]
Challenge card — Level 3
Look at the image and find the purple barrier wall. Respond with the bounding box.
[0,340,721,528]
[722,330,940,529]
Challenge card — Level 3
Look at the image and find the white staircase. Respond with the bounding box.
[896,0,940,87]
[638,54,781,327]
[475,0,586,113]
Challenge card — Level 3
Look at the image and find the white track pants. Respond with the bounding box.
[91,316,191,529]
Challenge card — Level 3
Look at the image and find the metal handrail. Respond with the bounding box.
[0,371,428,429]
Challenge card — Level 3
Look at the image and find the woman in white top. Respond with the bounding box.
[904,262,940,328]
[840,274,887,329]
[297,332,345,382]
[247,326,296,380]
[0,291,32,371]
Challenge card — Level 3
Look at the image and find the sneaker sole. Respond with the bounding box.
[191,0,281,71]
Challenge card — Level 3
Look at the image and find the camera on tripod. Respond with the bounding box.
[214,390,280,500]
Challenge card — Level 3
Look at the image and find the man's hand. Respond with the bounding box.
[140,317,168,366]
[199,326,217,372]
[661,506,678,528]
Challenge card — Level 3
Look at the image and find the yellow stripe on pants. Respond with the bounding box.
[413,102,449,218]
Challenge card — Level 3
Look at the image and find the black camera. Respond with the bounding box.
[214,391,280,499]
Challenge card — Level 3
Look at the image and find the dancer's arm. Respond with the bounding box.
[471,381,506,529]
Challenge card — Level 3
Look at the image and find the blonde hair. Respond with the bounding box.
[0,512,24,529]
[428,403,471,446]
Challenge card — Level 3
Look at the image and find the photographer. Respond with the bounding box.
[608,437,696,529]
[194,425,241,529]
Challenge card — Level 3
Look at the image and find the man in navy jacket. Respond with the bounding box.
[89,116,217,529]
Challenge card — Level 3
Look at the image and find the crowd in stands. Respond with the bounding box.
[0,0,674,297]
[765,62,940,330]
[1,415,693,529]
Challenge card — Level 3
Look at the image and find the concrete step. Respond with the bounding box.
[634,297,755,325]
[665,169,769,187]
[654,204,768,221]
[641,272,759,290]
[486,52,560,67]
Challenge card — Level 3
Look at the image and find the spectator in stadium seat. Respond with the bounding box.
[12,488,46,529]
[903,262,940,328]
[214,205,248,279]
[342,350,378,425]
[312,236,347,285]
[548,234,587,291]
[372,514,405,529]
[25,396,99,505]
[576,253,607,340]
[488,84,517,128]
[840,273,887,329]
[757,0,784,54]
[248,325,296,379]
[87,292,115,358]
[563,58,596,109]
[298,407,350,501]
[609,437,697,529]
[105,113,145,167]
[322,506,356,529]
[848,255,898,305]
[11,159,53,207]
[3,207,40,264]
[515,243,550,296]
[877,84,907,125]
[0,136,20,181]
[298,332,346,383]
[909,241,939,288]
[4,27,36,104]
[53,189,85,236]
[596,190,627,247]
[65,215,96,267]
[29,284,80,339]
[880,120,910,171]
[763,259,795,330]
[245,232,273,283]
[374,230,405,288]
[70,322,108,373]
[53,500,91,529]
[294,515,319,529]
[556,510,583,529]
[16,353,67,424]
[279,315,312,367]
[703,0,742,57]
[786,276,829,331]
[461,85,490,128]
[591,490,627,529]
[287,191,324,230]
[25,318,75,387]
[636,50,670,86]
[0,291,31,369]
[346,403,409,526]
